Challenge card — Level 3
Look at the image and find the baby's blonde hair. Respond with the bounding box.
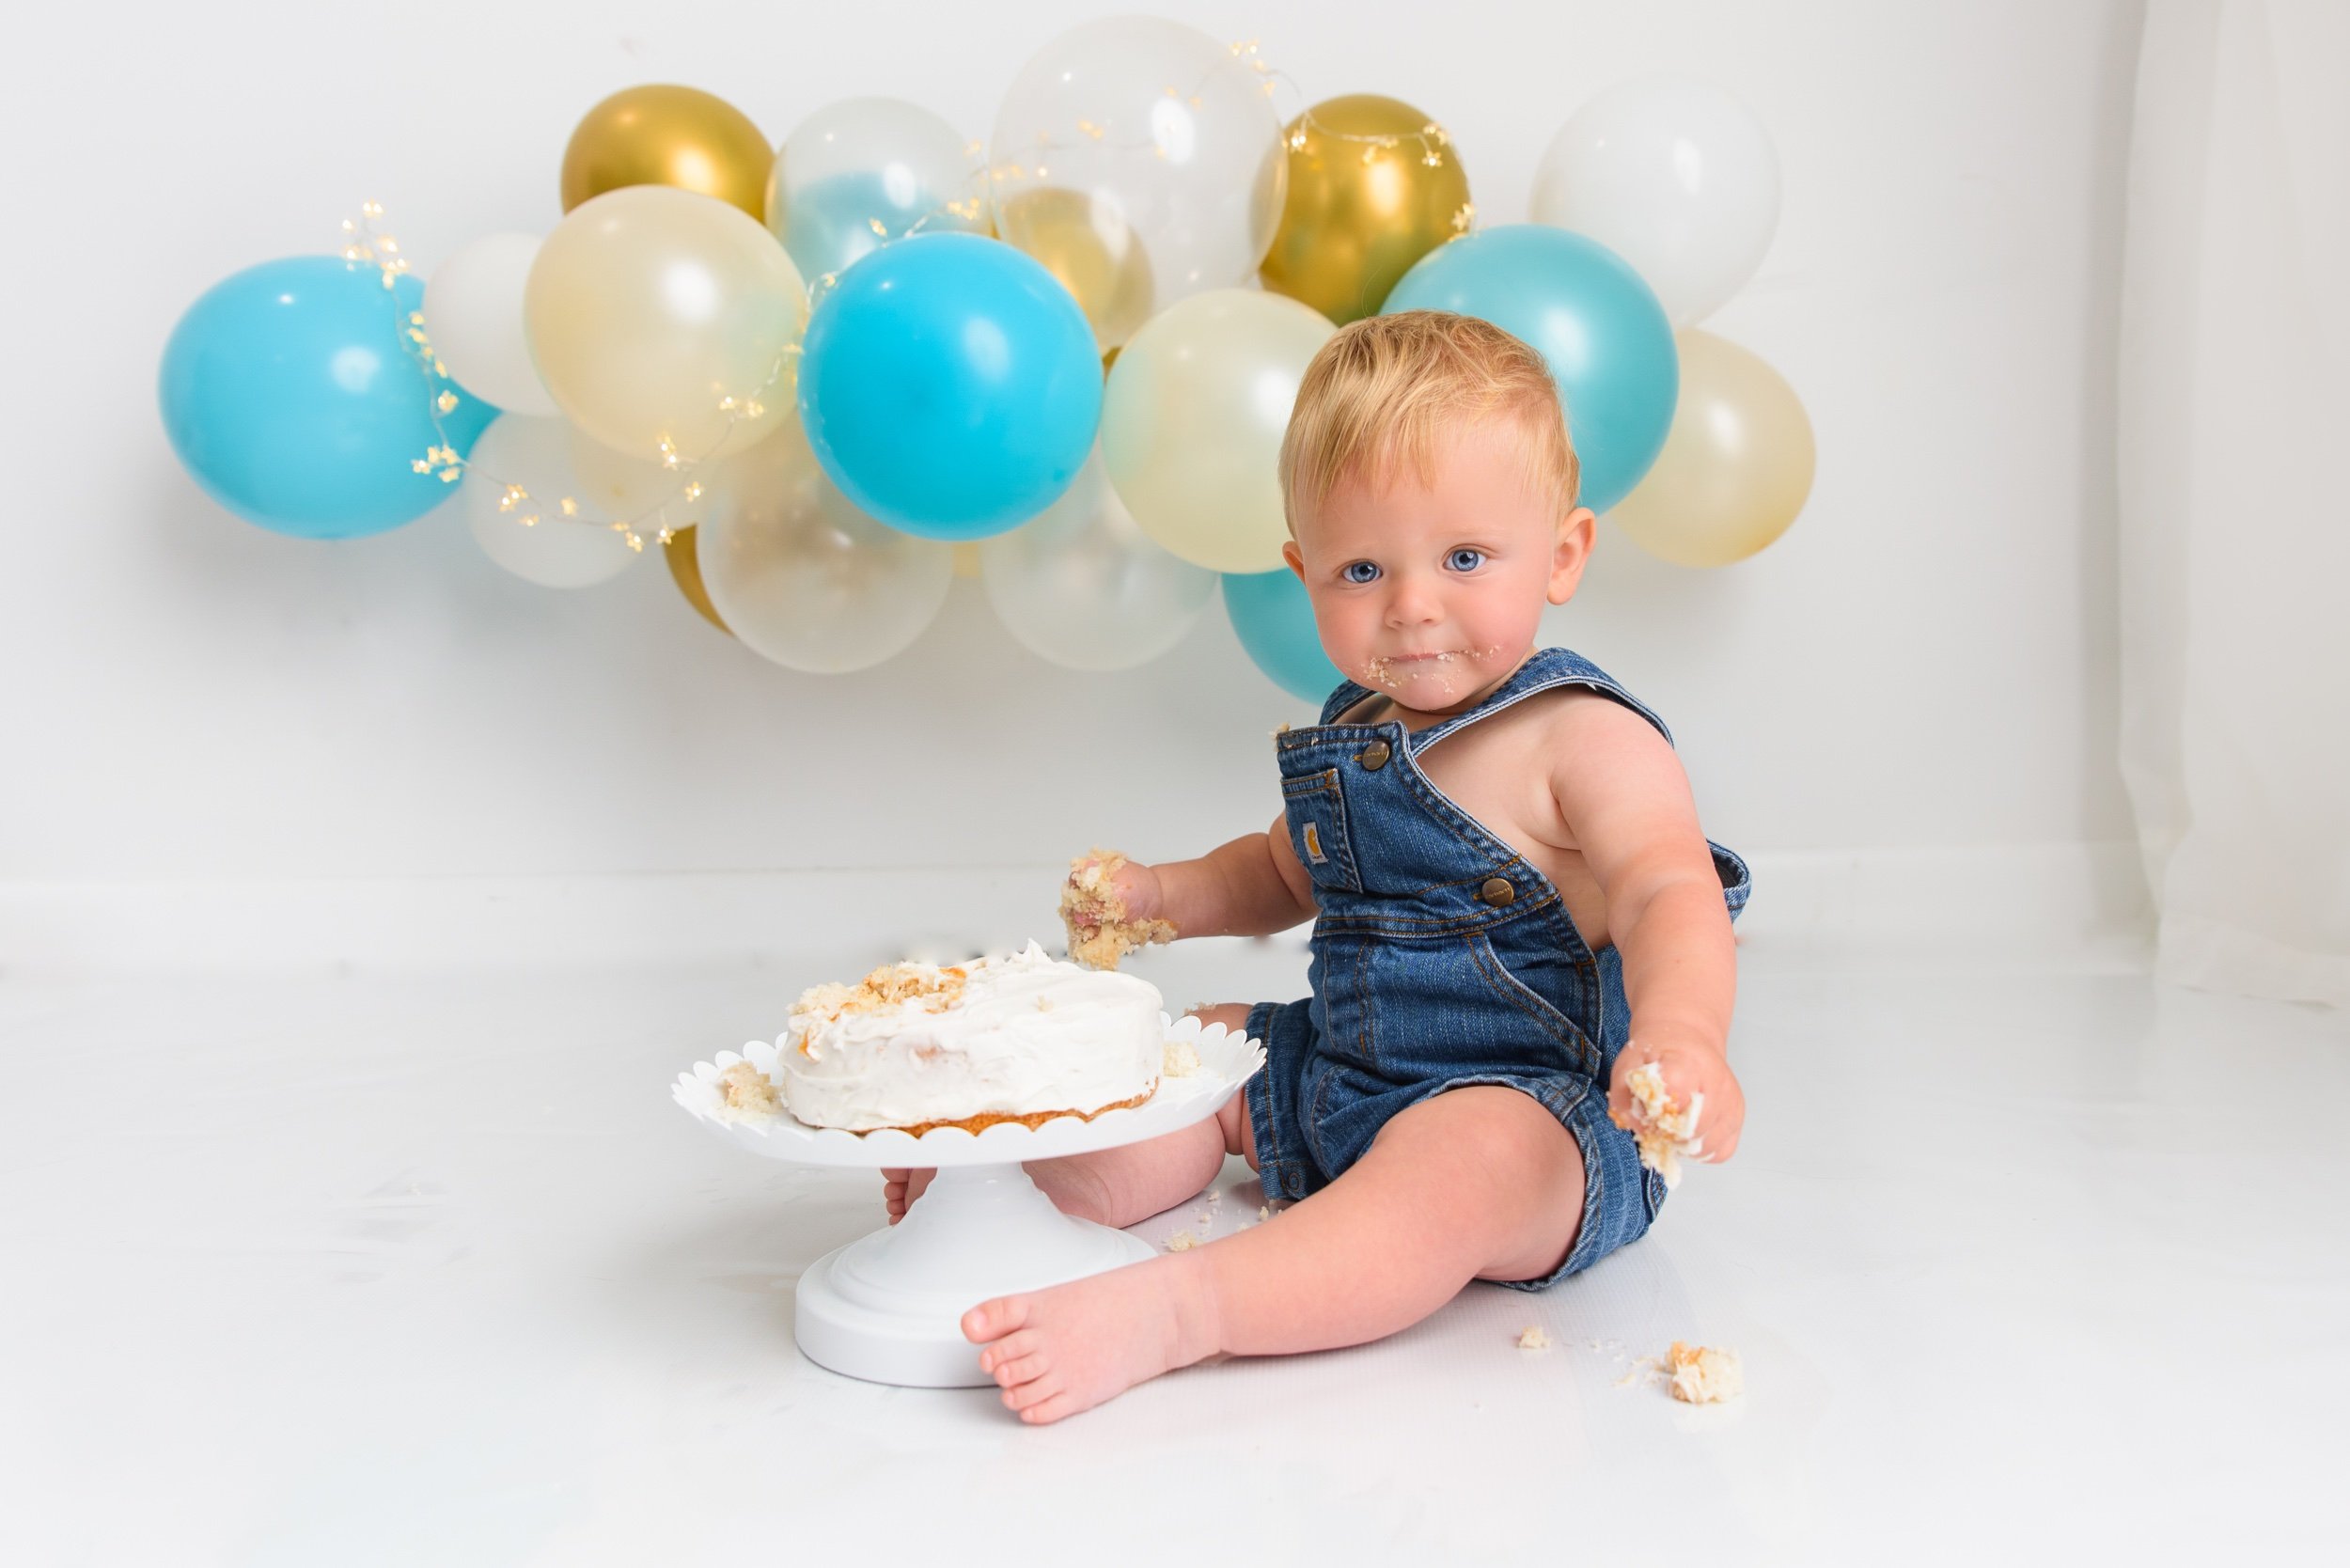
[1278,310,1579,534]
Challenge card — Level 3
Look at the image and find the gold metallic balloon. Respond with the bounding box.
[1611,330,1815,567]
[560,84,774,221]
[1260,95,1473,324]
[994,187,1154,349]
[664,525,731,633]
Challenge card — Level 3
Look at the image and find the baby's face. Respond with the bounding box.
[1284,416,1594,717]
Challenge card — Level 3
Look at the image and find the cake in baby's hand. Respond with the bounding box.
[1613,1058,1706,1190]
[778,940,1165,1135]
[1058,847,1177,971]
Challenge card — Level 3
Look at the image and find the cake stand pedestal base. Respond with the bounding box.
[794,1163,1159,1388]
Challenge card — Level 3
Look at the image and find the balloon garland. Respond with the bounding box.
[157,27,1812,698]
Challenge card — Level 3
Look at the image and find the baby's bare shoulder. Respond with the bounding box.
[1531,690,1692,817]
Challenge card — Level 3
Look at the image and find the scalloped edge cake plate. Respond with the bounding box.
[671,1012,1266,1169]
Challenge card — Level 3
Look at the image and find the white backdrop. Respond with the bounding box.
[1,0,2148,964]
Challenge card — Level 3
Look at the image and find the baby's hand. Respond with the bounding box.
[1608,1039,1745,1168]
[1058,848,1175,970]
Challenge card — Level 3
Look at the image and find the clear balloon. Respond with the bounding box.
[993,185,1155,348]
[990,16,1287,348]
[1610,330,1814,568]
[1530,75,1781,328]
[525,185,809,466]
[1101,289,1337,573]
[158,258,496,539]
[979,443,1216,670]
[461,416,642,588]
[696,416,954,672]
[764,97,987,282]
[426,233,559,416]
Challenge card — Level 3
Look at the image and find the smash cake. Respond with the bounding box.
[774,941,1167,1135]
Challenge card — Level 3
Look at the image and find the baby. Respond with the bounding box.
[885,310,1752,1424]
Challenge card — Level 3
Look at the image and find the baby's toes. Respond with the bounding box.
[1017,1388,1084,1424]
[961,1294,1031,1344]
[978,1328,1041,1377]
[1003,1373,1065,1413]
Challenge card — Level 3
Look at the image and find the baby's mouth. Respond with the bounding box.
[1362,646,1499,689]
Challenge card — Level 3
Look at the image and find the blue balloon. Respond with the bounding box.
[1384,225,1678,514]
[796,232,1103,540]
[158,257,496,539]
[1223,569,1344,704]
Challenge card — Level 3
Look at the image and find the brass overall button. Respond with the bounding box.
[1480,877,1516,906]
[1355,739,1392,771]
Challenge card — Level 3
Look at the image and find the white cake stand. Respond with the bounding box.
[672,1015,1265,1389]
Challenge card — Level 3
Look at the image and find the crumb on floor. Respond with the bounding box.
[1516,1325,1551,1351]
[1666,1341,1744,1404]
[1167,1231,1197,1252]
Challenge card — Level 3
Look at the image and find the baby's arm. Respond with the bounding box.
[1546,695,1744,1163]
[1064,816,1316,958]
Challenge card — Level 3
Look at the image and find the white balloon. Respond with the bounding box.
[697,418,953,673]
[1529,75,1781,327]
[425,233,561,416]
[462,416,642,588]
[990,16,1286,344]
[979,443,1216,670]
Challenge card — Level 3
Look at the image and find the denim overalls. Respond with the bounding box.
[1242,646,1752,1289]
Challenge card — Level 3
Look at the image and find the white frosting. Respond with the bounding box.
[777,941,1165,1132]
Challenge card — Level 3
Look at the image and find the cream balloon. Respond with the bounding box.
[525,185,809,466]
[979,442,1216,669]
[1530,75,1780,327]
[425,233,560,416]
[696,417,953,672]
[990,16,1287,347]
[1610,330,1814,568]
[461,416,640,588]
[1101,289,1336,573]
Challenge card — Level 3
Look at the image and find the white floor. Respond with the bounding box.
[4,930,2343,1565]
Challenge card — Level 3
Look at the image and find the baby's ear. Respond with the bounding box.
[1549,508,1597,604]
[1281,540,1307,581]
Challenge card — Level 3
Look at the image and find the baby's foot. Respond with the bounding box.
[962,1254,1217,1424]
[880,1167,936,1224]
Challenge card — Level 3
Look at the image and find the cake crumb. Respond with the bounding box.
[1516,1325,1551,1351]
[1163,1039,1201,1077]
[1665,1341,1744,1404]
[1166,1231,1198,1252]
[1258,1205,1271,1220]
[1611,1059,1706,1189]
[716,1061,780,1117]
[1034,995,1055,1012]
[1058,848,1178,971]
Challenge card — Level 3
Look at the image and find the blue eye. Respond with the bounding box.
[1447,547,1485,572]
[1341,561,1381,584]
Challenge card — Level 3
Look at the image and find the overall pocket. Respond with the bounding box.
[1282,769,1363,893]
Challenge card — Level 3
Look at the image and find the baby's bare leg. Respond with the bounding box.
[962,1084,1585,1423]
[882,1003,1260,1227]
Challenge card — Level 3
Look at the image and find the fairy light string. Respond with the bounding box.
[356,39,1467,537]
